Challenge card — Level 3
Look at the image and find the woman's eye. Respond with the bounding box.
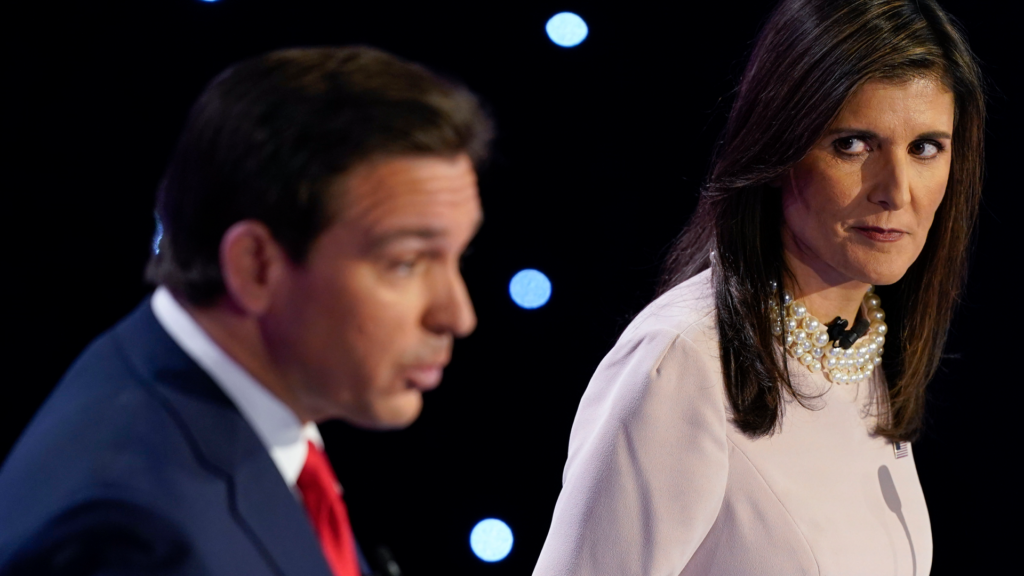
[834,136,868,155]
[910,140,942,159]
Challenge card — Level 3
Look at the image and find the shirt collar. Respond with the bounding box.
[151,286,321,489]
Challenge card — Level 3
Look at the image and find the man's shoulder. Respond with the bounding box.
[3,300,191,477]
[0,301,318,575]
[0,302,214,554]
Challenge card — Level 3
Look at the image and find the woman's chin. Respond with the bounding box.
[837,245,922,287]
[844,260,913,287]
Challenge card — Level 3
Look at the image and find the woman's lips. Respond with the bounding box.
[405,366,444,391]
[853,226,906,242]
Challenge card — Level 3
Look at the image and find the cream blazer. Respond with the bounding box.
[534,270,931,575]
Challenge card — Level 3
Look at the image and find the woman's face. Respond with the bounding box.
[780,77,955,287]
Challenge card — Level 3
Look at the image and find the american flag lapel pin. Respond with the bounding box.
[893,441,909,459]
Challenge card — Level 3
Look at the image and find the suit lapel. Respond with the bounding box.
[115,300,335,576]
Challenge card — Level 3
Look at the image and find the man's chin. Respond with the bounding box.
[348,392,424,430]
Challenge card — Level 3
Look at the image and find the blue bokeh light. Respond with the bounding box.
[470,518,513,562]
[545,12,589,47]
[509,269,552,309]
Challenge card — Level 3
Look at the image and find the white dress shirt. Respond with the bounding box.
[151,286,321,493]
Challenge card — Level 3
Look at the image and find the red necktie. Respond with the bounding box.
[296,440,361,576]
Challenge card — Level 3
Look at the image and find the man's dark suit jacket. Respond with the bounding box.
[0,300,368,575]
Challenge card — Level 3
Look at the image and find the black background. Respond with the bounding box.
[5,1,1019,574]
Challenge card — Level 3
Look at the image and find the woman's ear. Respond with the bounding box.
[218,220,290,316]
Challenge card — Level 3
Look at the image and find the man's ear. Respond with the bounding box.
[219,221,289,316]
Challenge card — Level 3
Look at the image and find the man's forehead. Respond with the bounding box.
[333,154,479,220]
[324,154,482,246]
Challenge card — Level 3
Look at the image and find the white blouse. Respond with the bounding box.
[534,270,931,575]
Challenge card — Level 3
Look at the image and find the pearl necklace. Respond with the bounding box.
[769,288,888,384]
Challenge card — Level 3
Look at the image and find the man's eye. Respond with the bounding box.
[910,140,942,159]
[391,259,419,275]
[834,136,868,155]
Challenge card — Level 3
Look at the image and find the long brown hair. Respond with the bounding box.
[660,0,984,441]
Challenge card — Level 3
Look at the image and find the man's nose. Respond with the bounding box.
[425,267,477,338]
[866,150,912,211]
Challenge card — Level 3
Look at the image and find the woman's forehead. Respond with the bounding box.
[831,78,954,134]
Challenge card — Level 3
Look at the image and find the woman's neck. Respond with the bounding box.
[782,234,870,323]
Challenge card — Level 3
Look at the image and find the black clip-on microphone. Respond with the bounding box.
[826,316,871,349]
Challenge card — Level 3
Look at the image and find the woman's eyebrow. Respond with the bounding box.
[822,127,879,139]
[822,127,952,141]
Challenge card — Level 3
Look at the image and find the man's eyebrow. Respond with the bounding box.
[368,214,483,250]
[369,228,447,250]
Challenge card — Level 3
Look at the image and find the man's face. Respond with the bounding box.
[265,154,481,428]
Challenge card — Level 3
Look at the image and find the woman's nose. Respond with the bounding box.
[866,151,912,211]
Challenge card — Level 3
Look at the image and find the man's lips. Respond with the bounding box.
[853,226,907,242]
[405,365,445,391]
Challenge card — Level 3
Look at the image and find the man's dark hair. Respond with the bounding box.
[146,46,494,305]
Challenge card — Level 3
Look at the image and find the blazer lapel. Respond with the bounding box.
[115,300,335,576]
